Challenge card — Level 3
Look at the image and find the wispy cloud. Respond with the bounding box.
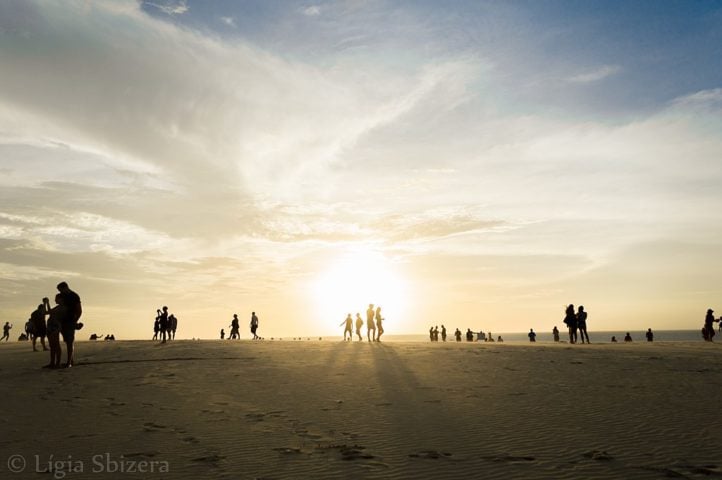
[143,0,188,15]
[567,65,621,84]
[303,5,321,16]
[219,16,236,28]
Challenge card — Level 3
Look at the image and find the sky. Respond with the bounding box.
[1,0,721,339]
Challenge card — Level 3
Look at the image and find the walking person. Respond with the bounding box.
[57,281,82,367]
[1,322,11,341]
[230,314,240,340]
[366,304,376,342]
[250,312,259,340]
[577,306,590,344]
[355,313,363,341]
[152,311,160,340]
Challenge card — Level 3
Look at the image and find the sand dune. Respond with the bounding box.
[1,340,721,479]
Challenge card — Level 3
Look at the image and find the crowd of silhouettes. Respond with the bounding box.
[153,306,178,343]
[341,304,384,341]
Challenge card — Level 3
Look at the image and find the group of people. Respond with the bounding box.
[152,307,178,343]
[222,312,260,340]
[3,282,83,368]
[340,304,384,341]
[427,327,504,343]
[557,304,590,344]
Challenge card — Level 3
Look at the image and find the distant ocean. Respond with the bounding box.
[324,330,711,343]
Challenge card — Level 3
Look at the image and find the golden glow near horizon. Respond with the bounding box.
[310,249,409,334]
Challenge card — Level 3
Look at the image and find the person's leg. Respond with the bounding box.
[65,340,74,367]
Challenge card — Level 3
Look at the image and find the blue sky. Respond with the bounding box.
[0,0,721,338]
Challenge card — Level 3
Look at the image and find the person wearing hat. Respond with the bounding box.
[703,308,717,341]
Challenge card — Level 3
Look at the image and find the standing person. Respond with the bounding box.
[152,311,160,340]
[577,306,590,344]
[1,322,11,341]
[250,312,259,340]
[230,314,240,340]
[441,325,447,342]
[355,313,363,341]
[158,306,169,343]
[645,328,654,342]
[429,326,434,342]
[528,328,537,342]
[375,306,384,342]
[169,314,178,340]
[57,282,82,368]
[703,309,716,341]
[30,302,48,352]
[43,295,64,368]
[552,326,560,342]
[340,314,353,341]
[366,304,376,342]
[454,328,462,342]
[563,304,578,344]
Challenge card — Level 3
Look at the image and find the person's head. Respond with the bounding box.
[708,308,714,314]
[233,314,238,319]
[578,306,584,312]
[163,306,168,311]
[56,281,69,293]
[55,293,63,305]
[252,311,255,315]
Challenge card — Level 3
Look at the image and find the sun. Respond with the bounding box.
[310,249,408,334]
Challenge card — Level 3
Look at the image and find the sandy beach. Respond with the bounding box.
[1,340,721,479]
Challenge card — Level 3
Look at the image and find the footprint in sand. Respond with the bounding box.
[582,450,613,461]
[409,450,452,460]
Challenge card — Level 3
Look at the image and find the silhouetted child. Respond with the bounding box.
[43,295,64,368]
[220,329,225,340]
[153,312,160,340]
[528,328,536,342]
[340,314,353,341]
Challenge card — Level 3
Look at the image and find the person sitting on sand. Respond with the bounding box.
[645,328,654,342]
[2,322,12,341]
[43,295,64,369]
[367,305,376,342]
[375,307,384,342]
[611,336,617,343]
[624,332,633,342]
[528,328,536,342]
[340,314,353,341]
[454,328,462,342]
[355,313,363,341]
[552,326,560,342]
[577,306,590,344]
[497,335,503,342]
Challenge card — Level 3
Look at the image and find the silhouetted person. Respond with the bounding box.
[340,314,353,341]
[433,326,439,342]
[2,322,12,341]
[153,312,160,340]
[159,306,169,343]
[611,336,617,343]
[355,313,363,341]
[552,326,560,342]
[577,306,589,344]
[169,314,178,340]
[624,332,633,342]
[367,304,376,342]
[487,332,492,342]
[57,281,82,368]
[497,335,503,342]
[703,308,716,341]
[645,328,654,342]
[250,312,259,340]
[477,331,486,341]
[25,319,33,341]
[441,325,447,342]
[465,328,473,342]
[375,307,384,341]
[43,295,64,368]
[30,302,48,352]
[564,304,577,344]
[454,328,462,342]
[429,326,434,342]
[230,314,240,339]
[528,328,536,342]
[220,329,225,340]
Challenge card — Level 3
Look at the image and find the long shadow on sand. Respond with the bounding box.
[75,356,257,366]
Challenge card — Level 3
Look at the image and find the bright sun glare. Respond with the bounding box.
[311,249,409,334]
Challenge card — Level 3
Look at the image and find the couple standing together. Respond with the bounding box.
[43,281,83,368]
